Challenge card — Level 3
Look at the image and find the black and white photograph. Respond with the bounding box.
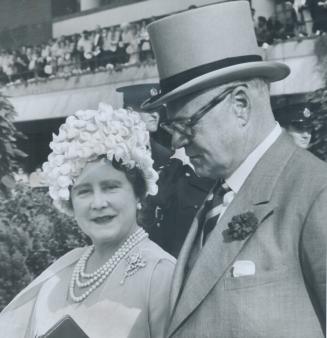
[0,0,326,337]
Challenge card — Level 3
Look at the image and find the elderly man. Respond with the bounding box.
[142,1,326,337]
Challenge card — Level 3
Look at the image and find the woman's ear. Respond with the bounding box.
[232,87,251,126]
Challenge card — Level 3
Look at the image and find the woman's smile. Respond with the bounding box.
[91,214,117,224]
[71,160,139,246]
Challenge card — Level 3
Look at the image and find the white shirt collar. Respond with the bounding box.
[225,123,282,193]
[170,147,194,168]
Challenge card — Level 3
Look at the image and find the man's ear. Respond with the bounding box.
[232,87,251,126]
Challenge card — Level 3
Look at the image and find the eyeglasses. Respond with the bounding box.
[160,85,242,139]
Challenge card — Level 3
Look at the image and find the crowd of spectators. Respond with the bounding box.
[253,0,327,47]
[0,1,326,87]
[0,19,155,87]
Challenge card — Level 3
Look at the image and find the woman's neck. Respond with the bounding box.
[86,225,140,272]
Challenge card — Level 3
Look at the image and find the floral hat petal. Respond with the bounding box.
[42,103,158,215]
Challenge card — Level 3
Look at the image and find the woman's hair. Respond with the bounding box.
[42,103,158,215]
[111,157,147,200]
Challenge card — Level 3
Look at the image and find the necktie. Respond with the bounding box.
[201,180,231,245]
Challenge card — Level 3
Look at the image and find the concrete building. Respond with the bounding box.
[0,0,324,171]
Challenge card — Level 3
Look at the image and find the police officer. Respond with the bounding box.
[283,105,313,150]
[116,83,171,170]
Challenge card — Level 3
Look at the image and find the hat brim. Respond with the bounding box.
[142,61,290,110]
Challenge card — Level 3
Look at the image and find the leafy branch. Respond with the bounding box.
[0,93,27,195]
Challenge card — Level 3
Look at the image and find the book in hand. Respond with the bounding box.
[39,315,89,338]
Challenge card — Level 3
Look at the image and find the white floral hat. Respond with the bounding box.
[42,103,159,214]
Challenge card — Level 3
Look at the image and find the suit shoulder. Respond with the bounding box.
[291,148,327,184]
[139,238,176,265]
[296,148,327,168]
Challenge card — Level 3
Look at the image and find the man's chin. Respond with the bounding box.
[192,165,212,179]
[295,140,310,149]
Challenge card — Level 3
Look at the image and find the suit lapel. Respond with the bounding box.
[168,133,297,336]
[169,177,221,315]
[169,203,205,314]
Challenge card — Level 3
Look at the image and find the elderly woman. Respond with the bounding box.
[0,104,175,338]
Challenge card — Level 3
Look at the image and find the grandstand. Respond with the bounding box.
[0,0,326,173]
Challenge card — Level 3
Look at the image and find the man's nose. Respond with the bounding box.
[171,132,189,150]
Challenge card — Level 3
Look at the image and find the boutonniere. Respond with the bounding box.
[120,252,147,285]
[223,211,258,242]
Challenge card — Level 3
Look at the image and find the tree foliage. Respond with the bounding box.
[314,35,327,83]
[307,88,327,161]
[309,36,327,161]
[0,93,26,195]
[0,184,89,310]
[0,224,31,310]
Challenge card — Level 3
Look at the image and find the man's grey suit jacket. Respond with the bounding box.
[167,132,326,338]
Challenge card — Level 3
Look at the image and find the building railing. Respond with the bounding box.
[1,1,326,88]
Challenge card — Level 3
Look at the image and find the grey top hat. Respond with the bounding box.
[142,0,290,110]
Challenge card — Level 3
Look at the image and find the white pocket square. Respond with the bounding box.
[232,260,255,277]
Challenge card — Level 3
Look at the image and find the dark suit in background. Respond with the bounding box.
[149,158,213,257]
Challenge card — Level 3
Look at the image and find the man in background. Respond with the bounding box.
[283,105,313,149]
[117,83,171,170]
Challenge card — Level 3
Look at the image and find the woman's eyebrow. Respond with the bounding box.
[100,179,122,186]
[72,183,91,192]
[72,179,123,192]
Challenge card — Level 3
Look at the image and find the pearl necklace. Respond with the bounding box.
[69,227,148,303]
